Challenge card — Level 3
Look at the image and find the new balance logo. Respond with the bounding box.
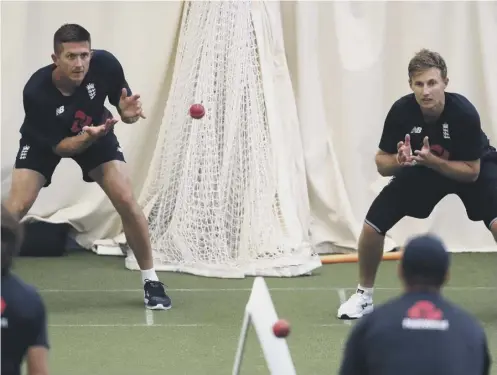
[19,145,30,160]
[442,123,450,139]
[86,83,96,100]
[56,106,65,116]
[411,126,422,134]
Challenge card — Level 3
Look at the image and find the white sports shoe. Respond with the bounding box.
[337,290,374,320]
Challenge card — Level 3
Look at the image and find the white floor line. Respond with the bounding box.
[145,309,154,326]
[49,323,209,328]
[314,324,353,328]
[47,322,350,328]
[37,286,496,293]
[337,289,351,326]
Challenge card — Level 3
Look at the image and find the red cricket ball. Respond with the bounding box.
[189,103,205,119]
[272,319,291,338]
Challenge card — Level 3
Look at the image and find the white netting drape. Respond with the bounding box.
[123,1,321,278]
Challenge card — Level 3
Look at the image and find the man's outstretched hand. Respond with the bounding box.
[82,118,118,139]
[412,136,437,167]
[397,134,415,166]
[118,88,146,122]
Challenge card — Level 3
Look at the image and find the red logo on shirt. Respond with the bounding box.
[430,144,450,160]
[71,110,93,133]
[1,297,6,314]
[407,300,443,320]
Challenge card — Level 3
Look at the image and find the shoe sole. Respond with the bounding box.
[146,304,172,311]
[337,313,361,320]
[337,306,374,320]
[144,298,172,311]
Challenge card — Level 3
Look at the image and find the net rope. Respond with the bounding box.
[126,0,321,278]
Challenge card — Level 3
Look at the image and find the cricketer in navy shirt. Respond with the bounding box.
[1,204,49,375]
[338,234,492,375]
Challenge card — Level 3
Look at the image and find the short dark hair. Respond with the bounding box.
[400,233,450,290]
[53,24,91,54]
[408,48,448,82]
[402,273,446,289]
[1,204,23,276]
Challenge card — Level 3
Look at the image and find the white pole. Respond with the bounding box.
[232,310,251,375]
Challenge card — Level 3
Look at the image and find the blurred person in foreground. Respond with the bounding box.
[338,48,497,319]
[1,204,50,375]
[338,233,492,375]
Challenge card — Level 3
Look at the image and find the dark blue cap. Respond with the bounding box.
[401,233,450,282]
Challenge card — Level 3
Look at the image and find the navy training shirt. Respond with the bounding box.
[378,92,495,162]
[19,49,131,150]
[1,273,49,375]
[338,292,491,375]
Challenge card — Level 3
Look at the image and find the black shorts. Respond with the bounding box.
[14,132,126,187]
[365,162,497,234]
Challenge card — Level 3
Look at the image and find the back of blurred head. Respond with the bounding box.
[399,233,451,292]
[1,203,23,277]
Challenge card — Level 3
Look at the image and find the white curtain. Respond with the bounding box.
[1,1,496,259]
[1,1,185,247]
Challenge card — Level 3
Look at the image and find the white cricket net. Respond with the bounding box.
[125,0,322,278]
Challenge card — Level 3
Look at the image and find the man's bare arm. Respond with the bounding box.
[427,158,480,183]
[26,346,49,375]
[53,132,95,157]
[375,150,402,177]
[53,119,118,157]
[411,136,481,183]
